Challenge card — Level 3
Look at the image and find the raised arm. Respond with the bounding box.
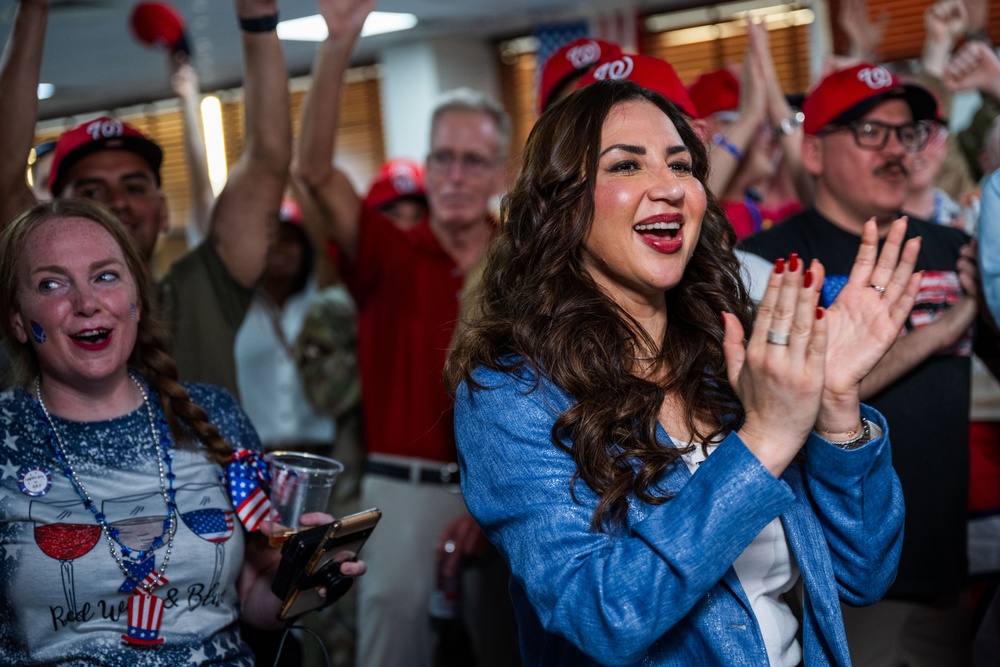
[921,0,968,82]
[750,19,813,207]
[705,55,766,198]
[839,0,888,62]
[291,0,375,262]
[0,0,47,226]
[169,54,215,244]
[208,0,292,289]
[944,39,1000,101]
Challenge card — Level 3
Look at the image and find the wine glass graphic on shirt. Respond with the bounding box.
[101,491,175,592]
[29,498,101,616]
[175,482,234,593]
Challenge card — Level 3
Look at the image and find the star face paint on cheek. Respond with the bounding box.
[31,321,46,344]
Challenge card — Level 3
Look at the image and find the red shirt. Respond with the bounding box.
[340,209,463,462]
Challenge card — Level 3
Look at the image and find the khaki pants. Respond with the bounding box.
[355,467,520,667]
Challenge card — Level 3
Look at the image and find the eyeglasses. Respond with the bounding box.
[426,150,498,176]
[820,120,929,153]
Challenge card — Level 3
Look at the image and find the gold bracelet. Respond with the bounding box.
[817,419,863,441]
[817,419,871,450]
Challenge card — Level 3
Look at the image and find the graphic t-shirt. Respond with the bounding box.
[0,382,260,666]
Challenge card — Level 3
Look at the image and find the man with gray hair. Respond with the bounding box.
[292,1,518,664]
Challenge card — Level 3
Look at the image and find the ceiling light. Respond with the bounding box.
[277,12,417,42]
[37,83,54,100]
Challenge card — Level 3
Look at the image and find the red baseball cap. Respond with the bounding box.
[129,1,187,53]
[687,69,740,119]
[802,63,938,135]
[364,158,426,212]
[538,38,623,113]
[575,53,699,119]
[48,116,163,196]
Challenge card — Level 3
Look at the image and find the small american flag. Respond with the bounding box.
[225,449,279,532]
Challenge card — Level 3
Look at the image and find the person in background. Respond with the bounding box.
[945,38,1000,186]
[905,115,978,232]
[362,157,427,232]
[235,198,336,455]
[740,61,989,667]
[234,192,358,665]
[448,78,918,666]
[840,0,986,204]
[687,21,810,239]
[536,36,622,114]
[292,0,520,665]
[0,198,364,666]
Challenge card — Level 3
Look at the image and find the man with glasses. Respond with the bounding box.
[740,63,990,666]
[292,1,518,665]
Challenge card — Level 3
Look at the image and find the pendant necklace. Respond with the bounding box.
[34,371,177,598]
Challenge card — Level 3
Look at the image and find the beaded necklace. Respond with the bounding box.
[34,371,177,595]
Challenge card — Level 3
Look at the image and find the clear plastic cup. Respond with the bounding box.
[265,451,344,545]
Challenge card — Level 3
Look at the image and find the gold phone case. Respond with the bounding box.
[278,508,381,620]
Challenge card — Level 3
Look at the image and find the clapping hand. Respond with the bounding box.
[818,217,920,432]
[724,253,827,477]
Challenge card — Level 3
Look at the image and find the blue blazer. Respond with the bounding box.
[455,365,904,666]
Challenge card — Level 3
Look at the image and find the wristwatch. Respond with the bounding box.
[775,110,805,136]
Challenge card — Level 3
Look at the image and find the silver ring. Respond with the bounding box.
[868,284,886,293]
[766,329,790,346]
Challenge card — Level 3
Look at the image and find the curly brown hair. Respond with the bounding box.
[0,199,235,464]
[445,80,756,531]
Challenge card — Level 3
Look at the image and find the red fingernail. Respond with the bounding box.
[815,307,824,320]
[789,253,799,272]
[803,269,813,288]
[774,258,785,274]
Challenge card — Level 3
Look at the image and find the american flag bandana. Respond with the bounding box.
[224,449,279,532]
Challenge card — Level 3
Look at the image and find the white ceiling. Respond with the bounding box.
[1,0,683,120]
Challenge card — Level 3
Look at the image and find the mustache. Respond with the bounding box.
[874,160,909,178]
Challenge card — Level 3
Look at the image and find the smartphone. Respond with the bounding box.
[272,508,381,620]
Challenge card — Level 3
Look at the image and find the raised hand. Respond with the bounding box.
[820,217,921,421]
[170,59,200,101]
[925,0,969,47]
[737,25,767,125]
[317,0,378,38]
[724,253,826,476]
[944,40,1000,99]
[923,0,970,77]
[839,0,889,61]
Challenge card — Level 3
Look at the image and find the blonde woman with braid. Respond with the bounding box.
[0,199,364,666]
